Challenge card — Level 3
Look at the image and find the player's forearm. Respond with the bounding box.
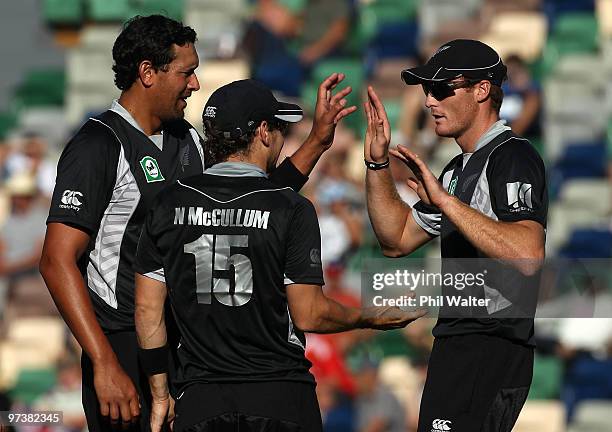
[135,275,168,349]
[366,168,412,254]
[135,304,167,349]
[39,254,116,365]
[289,134,327,176]
[305,297,364,333]
[440,196,544,272]
[149,373,170,400]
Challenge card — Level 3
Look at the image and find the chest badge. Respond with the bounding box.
[140,156,165,183]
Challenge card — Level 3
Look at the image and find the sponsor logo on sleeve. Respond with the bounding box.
[506,182,533,212]
[59,190,83,211]
[140,156,165,183]
[432,419,452,431]
[310,248,321,265]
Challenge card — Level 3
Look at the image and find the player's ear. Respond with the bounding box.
[138,60,155,88]
[475,80,491,103]
[258,121,271,148]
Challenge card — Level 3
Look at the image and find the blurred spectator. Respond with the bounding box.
[317,180,363,265]
[353,354,406,432]
[317,378,355,432]
[244,0,350,96]
[33,354,86,432]
[243,0,303,95]
[500,54,542,137]
[0,172,50,318]
[297,0,350,68]
[4,134,55,199]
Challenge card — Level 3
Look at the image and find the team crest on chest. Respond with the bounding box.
[140,156,165,183]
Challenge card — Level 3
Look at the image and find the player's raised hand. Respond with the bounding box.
[390,144,450,208]
[364,86,391,164]
[362,305,428,330]
[308,72,358,149]
[93,359,140,428]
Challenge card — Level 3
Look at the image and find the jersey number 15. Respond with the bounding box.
[184,234,253,306]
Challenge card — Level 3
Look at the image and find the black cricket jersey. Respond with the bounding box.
[412,124,548,345]
[134,168,324,391]
[47,106,306,332]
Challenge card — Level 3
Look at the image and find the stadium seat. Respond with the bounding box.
[514,401,565,432]
[597,0,612,37]
[302,59,365,135]
[67,47,115,88]
[12,69,66,109]
[608,119,612,153]
[546,203,609,254]
[87,0,131,22]
[569,401,612,431]
[43,0,84,26]
[8,368,57,405]
[544,117,607,162]
[482,12,548,62]
[418,0,482,43]
[7,317,66,361]
[558,229,612,258]
[549,12,599,53]
[65,85,120,126]
[185,0,246,59]
[80,24,122,48]
[127,0,185,21]
[558,179,611,213]
[528,355,562,400]
[548,141,608,196]
[542,12,599,75]
[0,112,17,140]
[276,0,306,13]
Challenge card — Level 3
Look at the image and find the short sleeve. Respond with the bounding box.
[269,158,308,192]
[487,140,548,226]
[47,121,120,233]
[134,204,166,283]
[412,201,441,236]
[284,198,324,286]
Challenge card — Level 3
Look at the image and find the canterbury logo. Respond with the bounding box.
[61,190,83,206]
[203,106,217,118]
[432,419,452,431]
[506,182,533,212]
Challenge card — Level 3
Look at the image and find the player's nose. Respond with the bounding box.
[189,74,200,92]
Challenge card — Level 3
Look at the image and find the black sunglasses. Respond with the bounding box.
[421,79,481,100]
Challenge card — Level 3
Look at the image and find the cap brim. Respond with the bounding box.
[401,65,459,85]
[274,101,303,123]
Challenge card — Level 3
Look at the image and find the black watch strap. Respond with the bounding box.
[365,159,390,170]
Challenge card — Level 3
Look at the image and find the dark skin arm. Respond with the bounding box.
[289,73,357,176]
[39,223,140,424]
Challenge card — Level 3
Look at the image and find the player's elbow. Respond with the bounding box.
[39,250,59,282]
[291,313,321,333]
[516,247,545,276]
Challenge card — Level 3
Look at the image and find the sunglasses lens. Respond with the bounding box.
[422,83,444,99]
